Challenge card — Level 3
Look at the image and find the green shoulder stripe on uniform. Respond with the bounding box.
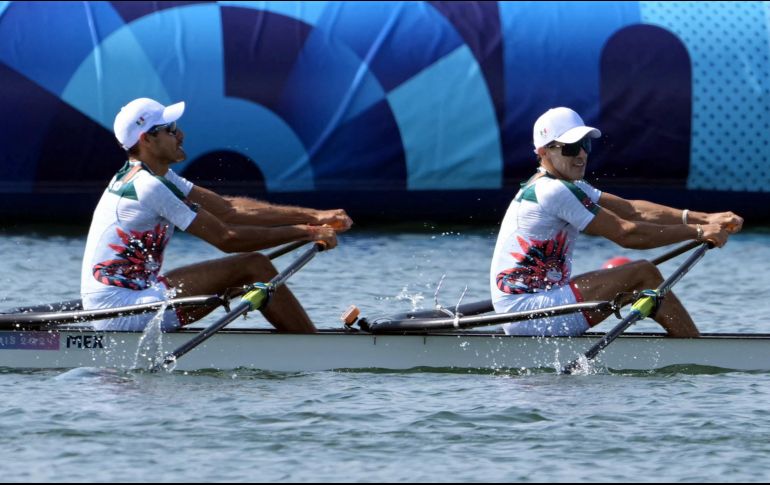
[558,180,600,215]
[107,161,140,200]
[154,175,187,201]
[514,173,542,203]
[515,184,538,203]
[107,162,188,203]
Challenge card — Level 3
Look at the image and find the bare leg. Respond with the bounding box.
[571,260,699,337]
[164,252,316,333]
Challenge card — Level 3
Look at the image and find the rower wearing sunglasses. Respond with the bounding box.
[489,107,742,337]
[80,97,351,333]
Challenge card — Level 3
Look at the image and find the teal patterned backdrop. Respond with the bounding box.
[1,1,768,221]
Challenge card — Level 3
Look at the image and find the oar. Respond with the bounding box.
[359,300,614,334]
[561,242,711,374]
[0,295,226,328]
[263,239,310,260]
[650,240,700,265]
[0,240,311,329]
[152,242,326,371]
[371,240,703,323]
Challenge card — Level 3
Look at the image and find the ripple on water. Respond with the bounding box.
[2,228,770,481]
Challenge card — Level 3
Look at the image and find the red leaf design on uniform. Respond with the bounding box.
[496,231,570,294]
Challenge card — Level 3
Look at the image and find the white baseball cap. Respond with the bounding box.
[113,97,185,150]
[532,107,601,151]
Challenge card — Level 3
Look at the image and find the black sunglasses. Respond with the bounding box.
[148,121,178,136]
[547,137,592,157]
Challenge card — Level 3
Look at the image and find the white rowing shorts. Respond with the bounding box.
[494,283,591,337]
[82,282,182,332]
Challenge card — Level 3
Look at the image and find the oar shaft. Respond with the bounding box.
[0,296,223,327]
[1,241,310,328]
[373,242,702,324]
[650,240,700,266]
[393,299,494,320]
[656,243,710,297]
[563,242,710,374]
[264,240,310,260]
[162,301,252,363]
[579,310,642,363]
[364,301,612,334]
[270,243,323,287]
[158,242,325,368]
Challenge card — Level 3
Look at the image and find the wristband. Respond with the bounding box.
[682,209,689,225]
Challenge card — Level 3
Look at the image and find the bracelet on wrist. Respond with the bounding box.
[682,209,689,225]
[695,224,703,242]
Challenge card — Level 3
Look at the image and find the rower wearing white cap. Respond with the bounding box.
[80,97,352,333]
[490,107,742,337]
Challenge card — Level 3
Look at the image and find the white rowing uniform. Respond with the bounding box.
[80,160,198,331]
[489,170,601,336]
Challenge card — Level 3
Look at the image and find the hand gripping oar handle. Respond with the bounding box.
[154,242,326,371]
[561,242,712,374]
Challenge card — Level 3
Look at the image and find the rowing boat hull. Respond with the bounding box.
[1,328,769,372]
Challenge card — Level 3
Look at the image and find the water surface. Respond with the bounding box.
[0,224,768,482]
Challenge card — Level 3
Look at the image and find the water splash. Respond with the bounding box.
[132,301,167,371]
[556,353,604,376]
[132,285,177,371]
[395,286,425,311]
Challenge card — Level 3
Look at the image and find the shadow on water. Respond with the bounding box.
[333,366,558,376]
[608,364,768,377]
[2,364,765,379]
[154,367,312,380]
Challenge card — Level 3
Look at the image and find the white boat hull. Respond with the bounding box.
[1,328,770,372]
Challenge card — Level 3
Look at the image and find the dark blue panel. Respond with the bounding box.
[0,64,47,182]
[109,1,214,24]
[35,113,125,186]
[499,1,641,184]
[221,7,313,113]
[595,24,691,183]
[428,1,505,130]
[311,99,406,190]
[0,63,122,186]
[317,2,463,92]
[182,151,267,191]
[0,1,125,95]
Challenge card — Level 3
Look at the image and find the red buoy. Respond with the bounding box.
[602,256,632,269]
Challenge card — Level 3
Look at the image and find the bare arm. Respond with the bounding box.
[188,186,353,230]
[599,192,743,233]
[599,193,690,224]
[184,207,337,253]
[584,206,728,249]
